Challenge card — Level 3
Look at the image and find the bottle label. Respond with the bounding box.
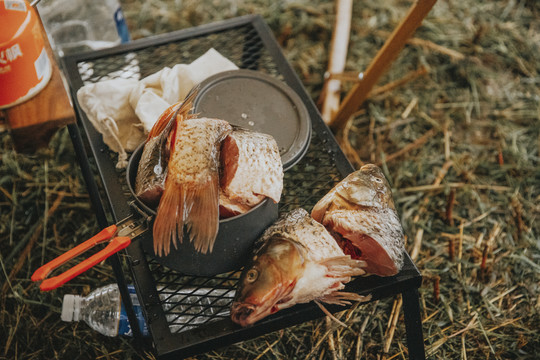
[117,285,148,337]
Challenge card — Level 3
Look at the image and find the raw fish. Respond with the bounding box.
[311,164,405,276]
[134,91,196,208]
[231,208,368,327]
[152,117,232,256]
[220,128,283,217]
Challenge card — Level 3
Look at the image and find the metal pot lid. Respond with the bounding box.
[192,69,311,171]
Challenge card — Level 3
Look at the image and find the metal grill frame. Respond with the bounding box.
[62,15,425,359]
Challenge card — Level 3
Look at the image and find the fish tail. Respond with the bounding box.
[185,175,220,254]
[153,179,185,256]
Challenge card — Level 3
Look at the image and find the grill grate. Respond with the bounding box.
[148,258,241,334]
[70,13,350,342]
[63,15,422,358]
[76,24,282,85]
[70,19,345,335]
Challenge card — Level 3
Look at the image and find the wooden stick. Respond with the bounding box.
[401,96,418,119]
[320,0,353,124]
[329,0,438,131]
[337,118,364,168]
[400,182,511,193]
[326,71,363,82]
[410,228,423,261]
[326,65,428,93]
[377,128,437,165]
[326,317,338,360]
[375,30,466,61]
[370,66,428,98]
[383,295,403,355]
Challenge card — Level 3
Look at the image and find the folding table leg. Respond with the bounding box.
[401,287,425,360]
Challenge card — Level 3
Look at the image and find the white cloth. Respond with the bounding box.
[76,48,238,168]
[76,78,143,168]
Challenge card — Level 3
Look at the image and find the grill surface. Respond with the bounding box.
[62,15,423,359]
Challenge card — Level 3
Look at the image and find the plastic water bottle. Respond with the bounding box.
[61,284,235,337]
[36,0,130,57]
[61,284,147,337]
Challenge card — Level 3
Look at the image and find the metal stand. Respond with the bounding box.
[63,15,425,359]
[402,288,426,360]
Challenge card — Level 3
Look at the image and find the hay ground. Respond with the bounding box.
[1,0,539,359]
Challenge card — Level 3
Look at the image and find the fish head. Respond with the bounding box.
[336,164,395,210]
[231,236,305,327]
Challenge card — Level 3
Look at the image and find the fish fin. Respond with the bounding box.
[152,179,185,257]
[318,291,372,306]
[146,88,199,140]
[313,300,351,328]
[185,176,220,254]
[311,188,336,223]
[320,256,367,277]
[146,102,182,140]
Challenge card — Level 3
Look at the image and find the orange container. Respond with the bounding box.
[0,0,52,109]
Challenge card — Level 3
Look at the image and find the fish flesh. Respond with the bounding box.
[220,128,283,217]
[218,193,252,219]
[134,90,197,208]
[152,117,232,256]
[311,164,404,277]
[231,208,368,327]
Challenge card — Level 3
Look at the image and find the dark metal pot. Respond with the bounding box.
[126,142,279,276]
[125,70,310,275]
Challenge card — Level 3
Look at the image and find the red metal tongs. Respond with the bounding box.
[31,225,132,291]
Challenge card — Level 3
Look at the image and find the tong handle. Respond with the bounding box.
[31,225,117,282]
[38,236,131,291]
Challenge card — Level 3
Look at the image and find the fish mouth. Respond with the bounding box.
[230,302,256,327]
[230,301,276,327]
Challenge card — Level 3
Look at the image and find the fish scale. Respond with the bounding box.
[168,118,231,183]
[220,128,283,210]
[257,207,344,262]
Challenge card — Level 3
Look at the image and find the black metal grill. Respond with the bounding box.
[77,23,282,84]
[62,15,424,359]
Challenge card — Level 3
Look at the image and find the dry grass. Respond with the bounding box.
[1,0,539,359]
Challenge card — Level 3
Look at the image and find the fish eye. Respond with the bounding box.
[246,269,258,283]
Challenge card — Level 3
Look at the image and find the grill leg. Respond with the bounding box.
[67,123,145,342]
[402,288,425,360]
